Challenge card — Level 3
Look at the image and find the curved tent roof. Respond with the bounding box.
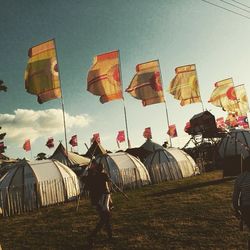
[0,159,80,215]
[140,139,164,152]
[96,152,151,189]
[84,141,107,159]
[217,129,250,159]
[144,147,199,184]
[50,143,90,168]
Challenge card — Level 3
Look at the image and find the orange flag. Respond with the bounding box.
[169,64,201,106]
[23,139,31,152]
[24,40,62,104]
[87,50,123,103]
[126,60,164,106]
[167,124,178,138]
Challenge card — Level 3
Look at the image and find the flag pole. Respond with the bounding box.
[158,60,172,147]
[195,64,205,112]
[118,50,131,148]
[53,39,68,154]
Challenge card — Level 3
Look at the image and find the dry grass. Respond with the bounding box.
[0,170,249,249]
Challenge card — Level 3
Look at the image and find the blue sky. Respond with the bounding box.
[1,0,250,159]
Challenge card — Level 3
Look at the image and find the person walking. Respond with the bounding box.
[85,160,113,245]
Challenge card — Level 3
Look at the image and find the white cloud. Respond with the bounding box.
[0,109,92,144]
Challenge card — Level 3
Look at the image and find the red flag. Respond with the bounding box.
[167,124,178,138]
[216,117,226,129]
[23,139,31,152]
[143,127,152,139]
[69,135,78,147]
[91,133,100,143]
[46,137,54,149]
[237,115,249,128]
[116,130,125,143]
[184,122,191,133]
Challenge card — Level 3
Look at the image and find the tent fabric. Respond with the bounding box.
[84,141,107,159]
[142,140,199,183]
[96,152,151,189]
[50,143,90,168]
[217,129,250,159]
[0,159,80,210]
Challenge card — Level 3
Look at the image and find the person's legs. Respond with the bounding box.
[103,211,112,239]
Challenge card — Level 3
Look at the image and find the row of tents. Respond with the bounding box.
[0,129,249,216]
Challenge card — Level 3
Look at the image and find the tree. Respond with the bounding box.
[0,80,7,92]
[36,152,47,160]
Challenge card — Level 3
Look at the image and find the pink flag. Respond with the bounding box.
[116,130,125,148]
[143,127,152,139]
[237,115,249,128]
[216,117,226,129]
[91,133,100,143]
[167,124,178,138]
[46,137,54,149]
[69,135,78,147]
[23,139,31,152]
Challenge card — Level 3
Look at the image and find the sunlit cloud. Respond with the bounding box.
[0,109,92,144]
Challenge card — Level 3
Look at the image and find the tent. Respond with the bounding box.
[96,152,151,189]
[0,159,80,216]
[50,143,90,172]
[84,141,107,159]
[142,140,199,183]
[216,129,250,176]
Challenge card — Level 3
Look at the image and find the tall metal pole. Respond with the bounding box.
[118,50,131,148]
[158,60,172,147]
[54,39,68,154]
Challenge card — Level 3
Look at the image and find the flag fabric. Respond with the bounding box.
[234,85,250,115]
[237,115,249,128]
[24,40,62,104]
[46,137,54,149]
[126,60,164,106]
[169,64,201,106]
[225,113,238,127]
[167,124,178,138]
[116,130,125,148]
[184,122,191,133]
[23,139,31,152]
[69,135,78,147]
[0,142,6,153]
[216,117,226,129]
[87,50,123,103]
[91,133,100,143]
[208,78,239,113]
[143,127,152,139]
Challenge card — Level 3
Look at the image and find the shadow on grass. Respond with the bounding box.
[150,176,236,197]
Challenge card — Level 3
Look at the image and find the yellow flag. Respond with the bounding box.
[87,50,123,103]
[169,64,201,106]
[208,78,239,113]
[234,84,250,115]
[24,40,62,104]
[126,60,164,106]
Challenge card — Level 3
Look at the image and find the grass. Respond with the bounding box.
[0,170,249,249]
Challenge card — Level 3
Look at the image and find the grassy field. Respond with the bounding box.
[0,170,249,250]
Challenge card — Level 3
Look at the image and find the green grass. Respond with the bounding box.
[0,170,249,249]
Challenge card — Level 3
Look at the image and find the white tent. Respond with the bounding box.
[96,152,151,189]
[143,140,199,183]
[0,159,80,216]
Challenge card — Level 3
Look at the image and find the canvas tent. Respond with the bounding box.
[0,159,80,216]
[84,141,107,159]
[216,129,250,176]
[50,143,90,172]
[142,140,199,183]
[96,152,151,189]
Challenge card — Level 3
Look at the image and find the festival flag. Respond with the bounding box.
[216,117,226,129]
[24,40,62,104]
[23,139,31,152]
[91,133,100,143]
[143,127,152,139]
[167,124,178,138]
[87,50,123,103]
[126,60,164,106]
[225,113,238,127]
[116,130,125,148]
[208,78,239,113]
[237,115,249,128]
[46,137,54,149]
[169,64,201,106]
[184,122,191,133]
[69,135,78,147]
[234,85,250,115]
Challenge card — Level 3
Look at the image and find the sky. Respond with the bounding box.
[1,0,250,159]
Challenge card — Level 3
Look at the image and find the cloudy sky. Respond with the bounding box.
[1,0,250,159]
